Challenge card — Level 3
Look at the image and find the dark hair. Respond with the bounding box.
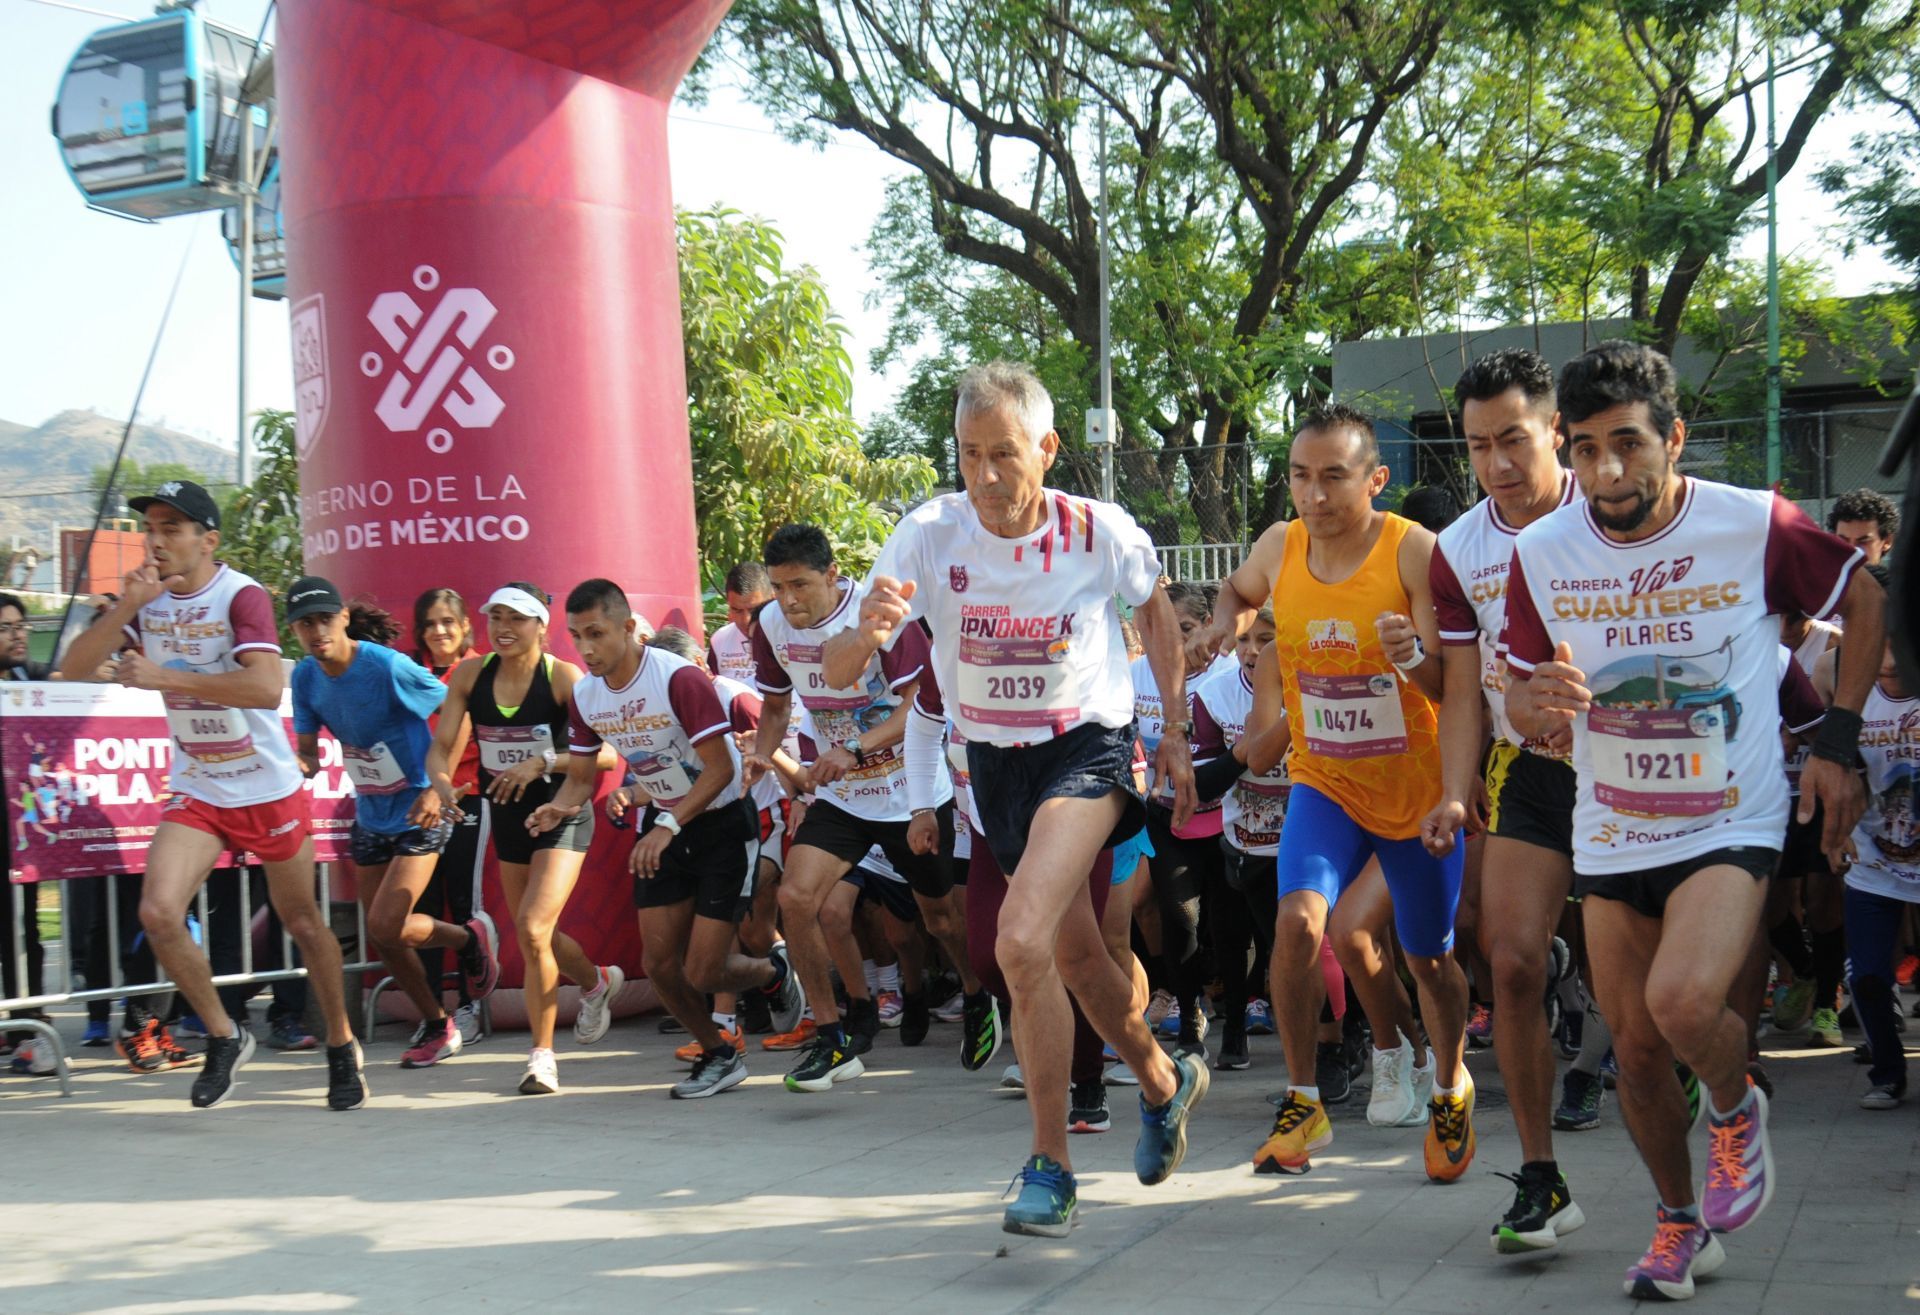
[565,577,630,618]
[1556,340,1679,438]
[764,523,835,573]
[647,625,706,666]
[1400,484,1463,533]
[0,593,24,618]
[1295,403,1379,468]
[412,587,470,662]
[1827,487,1899,539]
[1165,580,1212,622]
[724,561,772,597]
[1454,348,1556,416]
[504,581,549,606]
[344,600,400,645]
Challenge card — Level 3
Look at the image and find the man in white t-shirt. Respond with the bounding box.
[59,480,364,1113]
[1500,343,1882,1300]
[707,561,774,687]
[823,361,1206,1239]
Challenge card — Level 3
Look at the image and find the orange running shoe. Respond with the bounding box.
[1424,1073,1477,1183]
[762,1018,817,1051]
[675,1026,745,1063]
[1896,954,1919,988]
[115,1019,165,1073]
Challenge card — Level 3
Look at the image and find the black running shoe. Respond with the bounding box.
[960,991,1003,1072]
[900,990,931,1048]
[739,986,774,1036]
[1315,1041,1352,1105]
[1068,1078,1111,1133]
[190,1030,256,1108]
[1491,1165,1585,1254]
[327,1039,368,1111]
[785,1032,864,1092]
[845,998,879,1056]
[1214,1028,1249,1071]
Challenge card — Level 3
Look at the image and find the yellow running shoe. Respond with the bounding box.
[1424,1073,1477,1183]
[1253,1092,1332,1175]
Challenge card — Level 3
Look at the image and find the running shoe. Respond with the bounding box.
[672,1047,747,1099]
[116,1019,167,1073]
[453,1002,484,1045]
[1677,1062,1706,1131]
[1554,1068,1605,1131]
[1314,1041,1352,1105]
[785,1032,863,1092]
[1068,1079,1111,1133]
[1135,1049,1210,1186]
[932,992,967,1023]
[175,1014,210,1041]
[155,1026,196,1068]
[1156,1001,1182,1038]
[1491,1165,1584,1254]
[1000,1063,1025,1090]
[327,1039,369,1111]
[844,998,880,1057]
[81,1020,110,1048]
[401,1015,463,1068]
[1423,1074,1476,1182]
[1215,1028,1250,1071]
[900,990,931,1047]
[1746,1058,1774,1098]
[1253,1092,1330,1175]
[876,989,904,1028]
[9,1038,56,1075]
[460,915,501,1000]
[1366,1041,1413,1127]
[1399,1054,1437,1128]
[1861,1081,1905,1110]
[1702,1086,1773,1232]
[1104,1060,1139,1086]
[1600,1048,1619,1089]
[960,991,1003,1072]
[1245,998,1276,1035]
[574,965,623,1044]
[1466,1003,1494,1048]
[1624,1205,1724,1301]
[762,1018,817,1051]
[738,986,773,1036]
[190,1030,256,1108]
[1771,978,1815,1032]
[519,1049,560,1095]
[763,942,807,1036]
[675,1027,744,1063]
[1808,1006,1843,1048]
[1145,988,1176,1030]
[268,1017,318,1051]
[1896,953,1919,988]
[1002,1154,1076,1237]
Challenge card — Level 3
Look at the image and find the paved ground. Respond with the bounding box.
[5,1003,1918,1315]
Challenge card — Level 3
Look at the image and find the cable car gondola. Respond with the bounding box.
[222,160,284,299]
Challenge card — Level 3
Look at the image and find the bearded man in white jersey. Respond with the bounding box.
[1502,342,1882,1301]
[59,481,365,1112]
[823,360,1206,1238]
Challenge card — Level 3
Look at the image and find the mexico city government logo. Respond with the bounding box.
[362,265,514,454]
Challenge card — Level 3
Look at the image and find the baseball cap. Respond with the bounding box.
[128,479,221,530]
[285,576,345,623]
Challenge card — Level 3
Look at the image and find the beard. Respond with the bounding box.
[1589,489,1654,533]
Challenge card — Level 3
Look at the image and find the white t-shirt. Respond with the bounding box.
[713,674,785,811]
[1847,681,1920,903]
[1192,661,1291,857]
[566,647,739,813]
[862,490,1160,746]
[707,621,757,686]
[126,564,303,807]
[1502,478,1862,874]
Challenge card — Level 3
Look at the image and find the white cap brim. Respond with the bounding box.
[483,586,549,623]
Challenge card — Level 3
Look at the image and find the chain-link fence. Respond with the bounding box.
[1680,404,1906,521]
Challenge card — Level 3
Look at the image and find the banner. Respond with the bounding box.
[2,682,356,882]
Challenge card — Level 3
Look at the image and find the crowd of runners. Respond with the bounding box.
[8,338,1917,1302]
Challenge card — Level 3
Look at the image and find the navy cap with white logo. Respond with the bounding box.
[128,479,221,530]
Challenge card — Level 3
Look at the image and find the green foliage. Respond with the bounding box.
[90,459,218,515]
[218,410,303,642]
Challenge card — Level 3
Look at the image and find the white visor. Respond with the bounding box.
[483,586,549,623]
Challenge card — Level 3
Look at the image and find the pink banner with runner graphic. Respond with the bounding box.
[3,682,355,882]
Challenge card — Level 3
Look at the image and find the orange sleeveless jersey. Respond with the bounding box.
[1270,514,1441,840]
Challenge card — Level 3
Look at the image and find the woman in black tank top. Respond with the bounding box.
[426,582,619,1096]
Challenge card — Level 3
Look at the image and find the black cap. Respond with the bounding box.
[285,576,344,623]
[128,479,221,530]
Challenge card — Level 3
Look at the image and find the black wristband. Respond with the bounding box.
[1808,706,1864,767]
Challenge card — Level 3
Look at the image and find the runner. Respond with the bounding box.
[285,578,499,1070]
[425,582,620,1096]
[826,360,1206,1237]
[56,480,365,1110]
[1501,341,1881,1300]
[1825,487,1898,566]
[527,582,805,1099]
[1238,404,1474,1182]
[1420,349,1588,1252]
[745,523,995,1093]
[708,561,775,686]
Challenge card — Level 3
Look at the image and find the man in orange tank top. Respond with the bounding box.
[1234,406,1475,1181]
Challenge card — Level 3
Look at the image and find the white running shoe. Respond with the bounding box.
[1000,1063,1025,1090]
[518,1048,560,1095]
[931,992,966,1023]
[453,1002,484,1045]
[1400,1054,1436,1127]
[1104,1061,1140,1086]
[1366,1040,1412,1127]
[574,965,624,1045]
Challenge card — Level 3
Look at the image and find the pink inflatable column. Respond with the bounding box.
[278,0,730,636]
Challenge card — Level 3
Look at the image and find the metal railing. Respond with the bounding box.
[1156,541,1243,584]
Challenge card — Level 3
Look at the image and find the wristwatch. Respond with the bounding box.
[540,748,559,774]
[844,737,866,767]
[654,811,683,837]
[1165,720,1193,740]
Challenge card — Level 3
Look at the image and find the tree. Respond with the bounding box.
[1820,45,1920,296]
[679,207,937,582]
[219,410,303,641]
[90,459,218,518]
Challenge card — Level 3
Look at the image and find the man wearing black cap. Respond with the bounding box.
[60,480,368,1111]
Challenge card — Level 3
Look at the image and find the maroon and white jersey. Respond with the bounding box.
[127,564,302,807]
[753,582,937,821]
[1432,472,1579,757]
[1192,661,1290,857]
[1502,478,1861,873]
[1847,681,1920,903]
[567,647,738,813]
[862,490,1159,746]
[714,673,784,811]
[707,621,757,686]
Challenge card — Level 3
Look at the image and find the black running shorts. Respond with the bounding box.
[1483,739,1576,858]
[1575,846,1780,920]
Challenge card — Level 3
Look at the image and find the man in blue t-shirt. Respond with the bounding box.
[287,577,500,1069]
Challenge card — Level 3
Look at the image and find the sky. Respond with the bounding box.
[0,0,1905,453]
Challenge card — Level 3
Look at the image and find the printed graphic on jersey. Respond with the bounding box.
[1587,638,1739,818]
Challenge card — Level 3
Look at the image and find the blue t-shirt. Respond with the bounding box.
[292,642,447,834]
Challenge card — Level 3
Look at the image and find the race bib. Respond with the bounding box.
[163,693,255,765]
[956,634,1082,731]
[476,724,554,776]
[1231,775,1289,847]
[1589,705,1731,818]
[1297,672,1407,759]
[630,751,697,805]
[342,742,409,795]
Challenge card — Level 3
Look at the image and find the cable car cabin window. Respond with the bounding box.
[57,21,191,196]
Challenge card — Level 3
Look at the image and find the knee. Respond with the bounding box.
[1608,1023,1670,1080]
[1644,981,1720,1051]
[278,904,328,946]
[366,903,410,950]
[778,880,822,924]
[517,913,557,951]
[1488,937,1546,1003]
[996,920,1053,987]
[921,904,954,942]
[643,947,685,988]
[1272,906,1320,960]
[818,901,853,942]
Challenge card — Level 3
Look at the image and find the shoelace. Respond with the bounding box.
[1643,1219,1693,1264]
[1491,1170,1553,1221]
[1003,1158,1069,1200]
[1706,1112,1753,1189]
[1270,1096,1317,1137]
[1431,1095,1469,1144]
